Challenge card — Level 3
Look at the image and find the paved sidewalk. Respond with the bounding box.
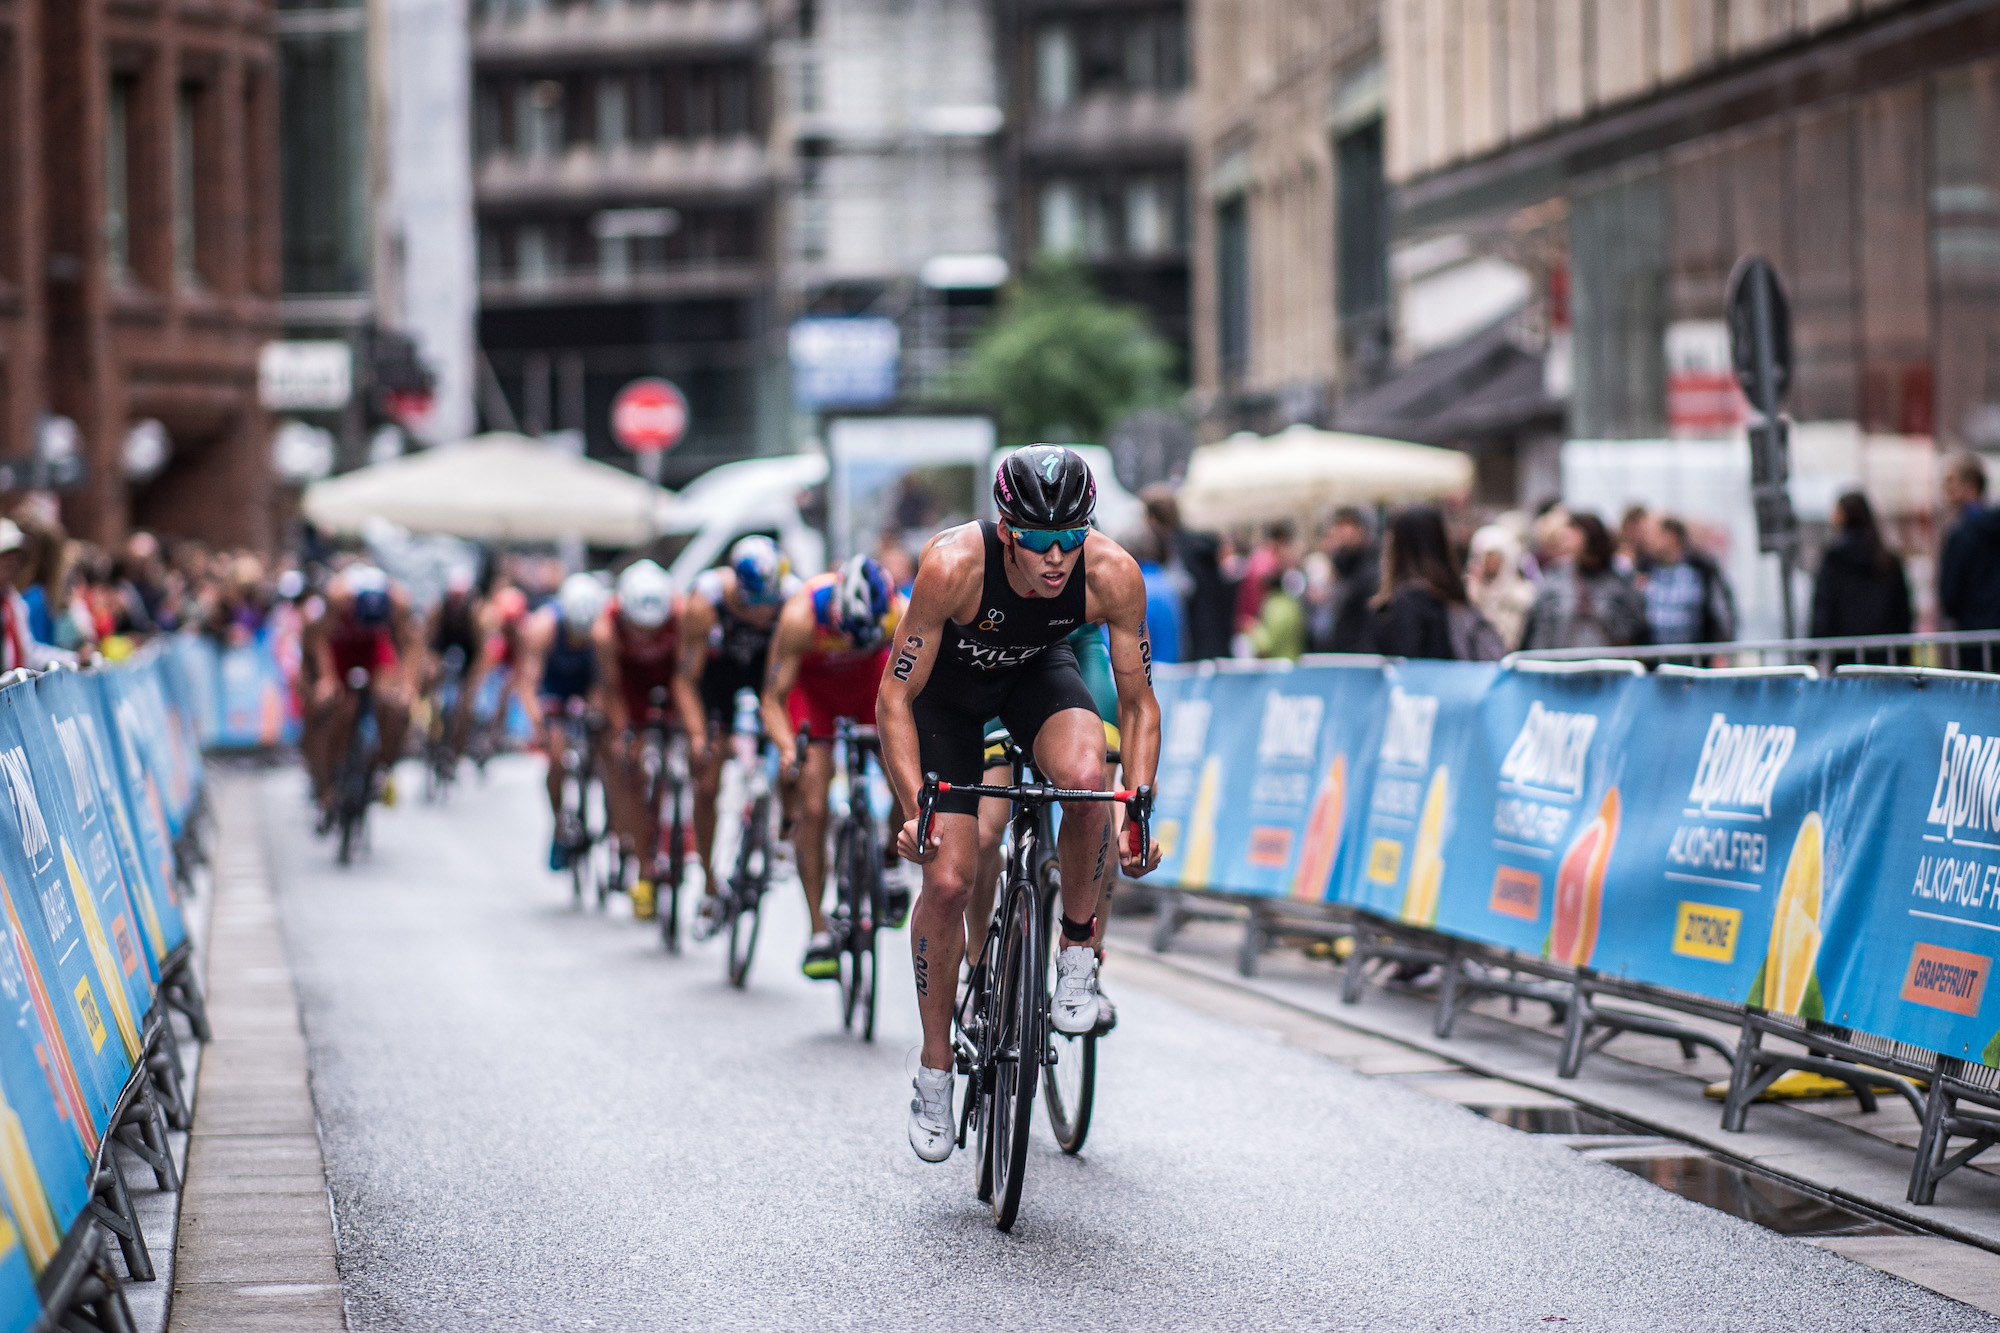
[166,776,345,1332]
[1110,911,2000,1316]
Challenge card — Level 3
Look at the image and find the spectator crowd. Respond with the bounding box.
[1117,451,2000,666]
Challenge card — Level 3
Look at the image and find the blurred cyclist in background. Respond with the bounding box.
[303,564,417,825]
[425,567,485,765]
[596,559,682,921]
[676,536,799,940]
[761,554,908,978]
[518,572,611,870]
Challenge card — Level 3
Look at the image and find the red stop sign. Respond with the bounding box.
[611,378,689,453]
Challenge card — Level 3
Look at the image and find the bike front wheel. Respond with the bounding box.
[1040,869,1096,1154]
[989,879,1041,1231]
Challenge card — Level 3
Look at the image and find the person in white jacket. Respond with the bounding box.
[0,520,72,673]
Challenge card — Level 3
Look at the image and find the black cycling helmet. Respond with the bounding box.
[993,445,1095,529]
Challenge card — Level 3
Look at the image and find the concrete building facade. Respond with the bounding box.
[0,0,281,549]
[1187,0,1378,433]
[784,0,1006,396]
[997,0,1192,367]
[470,0,787,482]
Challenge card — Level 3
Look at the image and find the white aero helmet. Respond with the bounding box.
[557,572,610,631]
[615,559,675,629]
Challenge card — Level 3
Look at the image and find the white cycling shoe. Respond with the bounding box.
[1051,946,1100,1035]
[909,1066,955,1163]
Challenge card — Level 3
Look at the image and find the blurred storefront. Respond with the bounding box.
[1385,0,2000,538]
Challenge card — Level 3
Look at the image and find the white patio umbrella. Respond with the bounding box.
[1177,424,1474,530]
[301,433,672,545]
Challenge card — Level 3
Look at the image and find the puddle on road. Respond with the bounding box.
[1464,1099,1912,1238]
[1597,1154,1909,1238]
[1469,1103,1641,1136]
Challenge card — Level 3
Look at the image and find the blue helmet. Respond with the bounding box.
[729,535,790,606]
[834,554,893,648]
[346,565,391,626]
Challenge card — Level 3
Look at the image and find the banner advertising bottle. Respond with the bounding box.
[1185,662,1387,900]
[1811,675,2000,1064]
[1342,660,1496,925]
[1584,672,1859,1008]
[1431,666,1637,960]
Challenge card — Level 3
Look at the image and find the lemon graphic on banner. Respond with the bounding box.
[62,840,141,1061]
[1400,767,1450,926]
[0,1088,58,1273]
[1180,757,1223,887]
[1290,754,1348,902]
[1753,813,1824,1018]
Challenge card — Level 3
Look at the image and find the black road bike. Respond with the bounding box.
[551,696,605,908]
[332,667,380,867]
[634,686,690,951]
[917,763,1149,1232]
[828,721,887,1040]
[718,728,780,988]
[422,646,465,803]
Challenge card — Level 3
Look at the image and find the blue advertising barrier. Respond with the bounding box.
[0,647,207,1333]
[1152,657,2000,1082]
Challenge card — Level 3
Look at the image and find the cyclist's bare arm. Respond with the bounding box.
[1084,535,1162,876]
[878,524,984,860]
[675,594,716,756]
[514,611,554,735]
[760,596,816,771]
[592,615,630,735]
[390,592,425,688]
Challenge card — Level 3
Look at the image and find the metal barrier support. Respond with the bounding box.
[1909,1059,2000,1204]
[1149,888,1244,955]
[1719,1011,1928,1132]
[1235,900,1353,978]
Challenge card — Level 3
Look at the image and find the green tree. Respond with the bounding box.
[959,261,1176,449]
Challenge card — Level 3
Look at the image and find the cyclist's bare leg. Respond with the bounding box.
[307,690,358,808]
[600,738,656,865]
[793,741,833,934]
[910,810,979,1071]
[449,654,490,757]
[968,764,1009,962]
[541,720,568,818]
[374,682,411,782]
[1033,707,1114,932]
[692,723,725,894]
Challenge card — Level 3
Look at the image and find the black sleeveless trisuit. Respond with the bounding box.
[911,521,1099,815]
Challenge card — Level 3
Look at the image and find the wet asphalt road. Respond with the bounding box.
[260,755,1991,1331]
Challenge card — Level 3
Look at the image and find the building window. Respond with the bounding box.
[517,224,551,286]
[1078,188,1112,258]
[1126,175,1185,255]
[519,80,563,156]
[800,57,821,113]
[105,74,133,281]
[1036,25,1075,110]
[280,11,369,295]
[173,84,202,287]
[597,75,627,151]
[1040,180,1080,253]
[1216,195,1248,381]
[1336,116,1389,372]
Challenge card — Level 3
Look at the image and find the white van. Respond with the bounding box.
[656,453,829,588]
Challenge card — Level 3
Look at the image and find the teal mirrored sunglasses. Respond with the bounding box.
[1007,524,1090,553]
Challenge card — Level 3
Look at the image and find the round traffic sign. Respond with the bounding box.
[611,378,689,453]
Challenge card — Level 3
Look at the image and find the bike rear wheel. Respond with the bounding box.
[989,880,1041,1231]
[660,771,686,953]
[1040,869,1096,1154]
[727,793,769,988]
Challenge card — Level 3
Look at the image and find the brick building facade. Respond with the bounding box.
[0,0,278,552]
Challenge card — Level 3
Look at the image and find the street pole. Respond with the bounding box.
[1748,272,1796,640]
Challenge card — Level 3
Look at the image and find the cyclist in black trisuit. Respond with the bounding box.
[673,536,799,939]
[877,446,1162,1163]
[516,572,610,870]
